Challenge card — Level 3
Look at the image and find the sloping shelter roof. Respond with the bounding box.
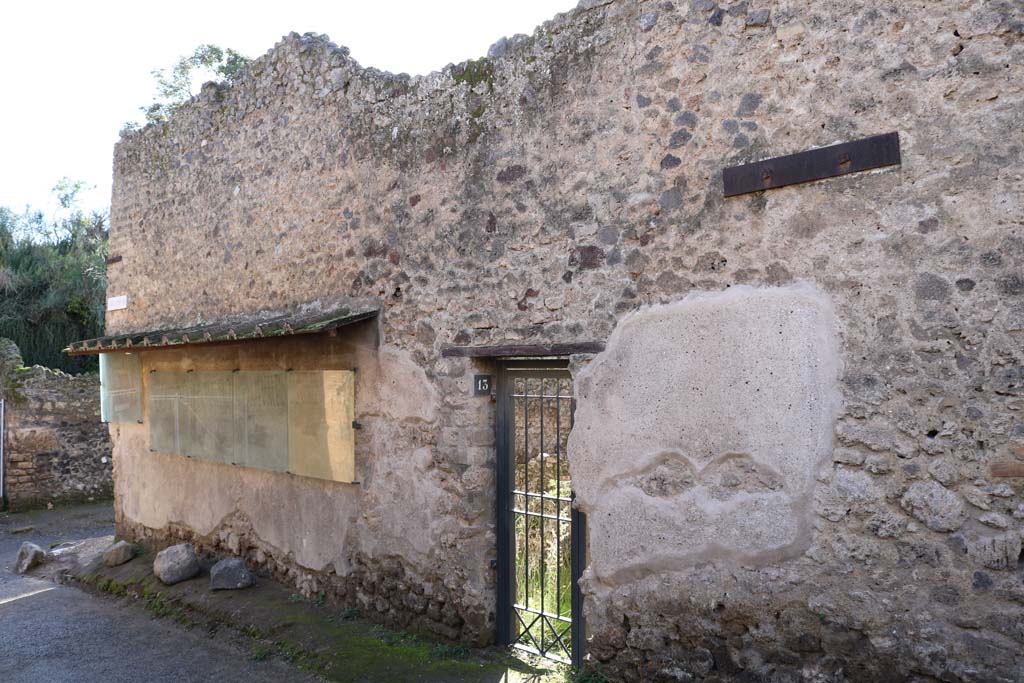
[64,304,379,355]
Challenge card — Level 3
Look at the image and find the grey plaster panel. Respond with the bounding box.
[569,283,843,583]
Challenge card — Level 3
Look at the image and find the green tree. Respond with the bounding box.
[0,180,108,373]
[127,44,250,130]
[0,46,250,371]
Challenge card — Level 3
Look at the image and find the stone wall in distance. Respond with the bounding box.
[1,339,112,510]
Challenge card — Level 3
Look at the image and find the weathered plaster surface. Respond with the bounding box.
[108,0,1023,678]
[571,284,842,580]
[115,423,359,571]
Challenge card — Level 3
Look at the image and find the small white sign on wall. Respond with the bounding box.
[106,295,128,311]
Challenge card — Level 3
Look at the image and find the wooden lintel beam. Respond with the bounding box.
[440,342,605,359]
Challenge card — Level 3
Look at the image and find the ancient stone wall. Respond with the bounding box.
[1,340,113,510]
[108,0,1023,679]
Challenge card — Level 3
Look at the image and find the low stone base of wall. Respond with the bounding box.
[588,610,900,683]
[116,513,494,647]
[584,559,1024,683]
[4,449,113,510]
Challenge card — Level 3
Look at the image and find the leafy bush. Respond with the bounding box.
[0,179,107,373]
[126,44,250,130]
[2,45,250,372]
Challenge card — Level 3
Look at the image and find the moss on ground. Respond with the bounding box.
[79,558,565,682]
[242,601,519,681]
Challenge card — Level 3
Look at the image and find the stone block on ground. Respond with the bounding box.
[15,542,46,574]
[153,543,200,585]
[209,557,256,591]
[103,540,135,567]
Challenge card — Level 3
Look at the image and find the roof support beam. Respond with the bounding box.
[440,342,605,358]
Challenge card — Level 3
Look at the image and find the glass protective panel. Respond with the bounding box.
[232,372,288,472]
[148,371,184,454]
[287,371,356,483]
[179,372,234,463]
[99,353,142,423]
[146,369,355,483]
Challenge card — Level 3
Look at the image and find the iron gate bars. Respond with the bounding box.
[496,360,586,666]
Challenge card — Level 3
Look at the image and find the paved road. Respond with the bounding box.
[0,502,317,683]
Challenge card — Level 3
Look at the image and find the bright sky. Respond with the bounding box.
[0,1,577,215]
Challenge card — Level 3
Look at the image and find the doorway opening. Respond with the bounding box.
[495,360,586,666]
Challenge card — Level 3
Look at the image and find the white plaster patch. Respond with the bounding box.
[569,283,842,583]
[106,295,128,311]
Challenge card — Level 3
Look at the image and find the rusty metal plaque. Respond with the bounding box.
[723,132,901,197]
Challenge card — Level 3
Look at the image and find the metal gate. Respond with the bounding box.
[496,360,585,666]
